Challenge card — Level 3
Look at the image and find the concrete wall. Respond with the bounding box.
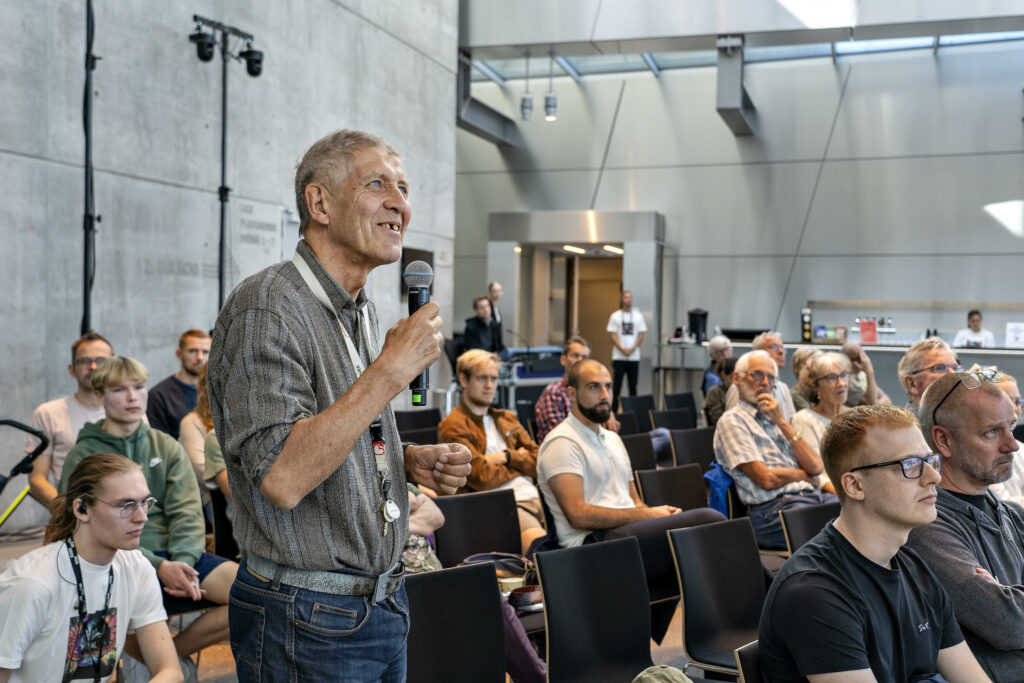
[455,41,1024,351]
[1,0,458,531]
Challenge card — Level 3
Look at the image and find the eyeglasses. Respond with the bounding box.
[849,453,942,480]
[74,357,108,367]
[931,369,1001,425]
[910,363,962,377]
[817,372,851,385]
[92,496,157,518]
[742,371,776,385]
[766,344,783,352]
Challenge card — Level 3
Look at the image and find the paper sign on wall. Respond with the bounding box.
[1006,323,1024,349]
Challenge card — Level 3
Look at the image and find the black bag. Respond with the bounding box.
[461,551,537,585]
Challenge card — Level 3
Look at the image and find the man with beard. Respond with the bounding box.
[907,370,1024,681]
[147,329,211,440]
[537,359,723,640]
[438,349,546,554]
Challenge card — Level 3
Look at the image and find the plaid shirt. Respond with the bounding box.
[534,378,572,443]
[714,400,814,506]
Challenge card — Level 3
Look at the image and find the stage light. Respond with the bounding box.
[239,39,263,77]
[520,95,533,121]
[189,24,215,62]
[544,94,557,121]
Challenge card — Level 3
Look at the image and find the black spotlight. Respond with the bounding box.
[189,26,215,62]
[239,41,263,77]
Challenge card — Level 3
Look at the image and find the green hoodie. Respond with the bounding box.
[60,420,205,570]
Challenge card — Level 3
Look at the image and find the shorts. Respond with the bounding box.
[154,550,231,612]
[517,498,545,532]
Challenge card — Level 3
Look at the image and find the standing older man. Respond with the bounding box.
[906,371,1024,681]
[207,129,471,681]
[702,335,732,395]
[715,350,836,548]
[897,337,961,416]
[725,331,796,419]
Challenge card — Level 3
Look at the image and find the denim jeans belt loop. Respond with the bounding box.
[247,554,404,603]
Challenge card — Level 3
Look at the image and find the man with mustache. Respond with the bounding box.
[907,371,1024,681]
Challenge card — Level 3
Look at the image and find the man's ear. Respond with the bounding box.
[304,183,331,228]
[902,374,916,397]
[175,347,183,362]
[457,372,469,391]
[840,472,866,502]
[931,425,954,459]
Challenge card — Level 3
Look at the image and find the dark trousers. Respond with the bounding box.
[586,507,726,642]
[612,360,639,412]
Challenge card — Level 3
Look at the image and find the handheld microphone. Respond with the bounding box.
[403,261,434,406]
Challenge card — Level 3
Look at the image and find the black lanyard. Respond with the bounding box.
[66,537,114,683]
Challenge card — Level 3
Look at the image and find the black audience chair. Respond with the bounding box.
[621,432,657,472]
[516,401,535,430]
[635,464,708,512]
[432,489,521,568]
[668,519,766,678]
[665,391,698,418]
[735,640,763,683]
[537,537,654,683]
[406,563,506,683]
[399,425,438,445]
[780,501,841,554]
[394,408,441,432]
[670,427,716,472]
[620,395,656,432]
[616,412,639,435]
[650,407,696,431]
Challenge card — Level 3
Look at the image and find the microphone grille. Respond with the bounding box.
[403,261,434,289]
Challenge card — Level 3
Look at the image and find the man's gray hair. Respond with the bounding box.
[897,337,952,382]
[708,335,732,358]
[734,350,778,376]
[294,129,400,237]
[752,331,782,350]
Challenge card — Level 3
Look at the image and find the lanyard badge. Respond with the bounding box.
[371,420,401,534]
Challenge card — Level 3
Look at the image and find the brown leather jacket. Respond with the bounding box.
[438,403,538,492]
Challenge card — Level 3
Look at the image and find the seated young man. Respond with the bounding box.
[0,453,181,683]
[438,349,547,554]
[759,405,988,682]
[60,356,237,679]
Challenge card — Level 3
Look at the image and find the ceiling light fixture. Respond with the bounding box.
[563,245,586,254]
[520,51,533,121]
[544,51,557,121]
[602,244,624,254]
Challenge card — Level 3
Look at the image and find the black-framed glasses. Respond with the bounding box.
[742,370,776,385]
[849,453,942,480]
[93,496,157,518]
[931,369,1001,425]
[817,371,851,385]
[910,362,962,376]
[73,357,108,367]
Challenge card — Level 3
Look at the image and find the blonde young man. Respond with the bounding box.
[760,405,988,682]
[438,349,547,554]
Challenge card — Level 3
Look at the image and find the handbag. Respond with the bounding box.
[461,551,537,585]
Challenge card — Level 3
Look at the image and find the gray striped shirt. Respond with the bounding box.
[207,240,408,574]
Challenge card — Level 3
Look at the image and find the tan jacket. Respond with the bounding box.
[438,403,538,492]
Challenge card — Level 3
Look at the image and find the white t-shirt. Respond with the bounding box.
[952,327,996,348]
[483,416,539,503]
[607,309,647,361]
[537,414,635,548]
[25,395,106,485]
[0,541,166,683]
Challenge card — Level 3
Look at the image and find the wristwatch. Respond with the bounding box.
[789,432,802,444]
[504,449,511,465]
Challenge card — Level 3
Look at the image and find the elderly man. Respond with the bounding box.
[702,335,732,395]
[725,331,796,419]
[897,337,961,416]
[715,350,836,548]
[438,349,547,554]
[760,405,988,682]
[906,371,1024,680]
[841,340,888,407]
[207,129,471,681]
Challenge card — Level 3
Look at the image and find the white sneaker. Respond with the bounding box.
[179,654,199,683]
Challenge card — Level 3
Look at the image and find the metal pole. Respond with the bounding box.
[217,30,231,309]
[81,0,98,334]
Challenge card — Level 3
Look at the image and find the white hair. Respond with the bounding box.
[734,350,778,376]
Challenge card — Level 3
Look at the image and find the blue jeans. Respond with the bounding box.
[748,491,838,549]
[229,559,410,682]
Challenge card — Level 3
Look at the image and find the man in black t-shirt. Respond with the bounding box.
[759,405,988,682]
[147,328,210,439]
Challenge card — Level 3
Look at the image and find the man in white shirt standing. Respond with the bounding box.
[606,290,646,412]
[25,331,114,506]
[953,309,997,348]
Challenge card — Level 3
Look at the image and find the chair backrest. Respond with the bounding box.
[432,489,521,567]
[621,395,656,432]
[635,464,708,511]
[516,400,536,428]
[620,432,657,472]
[734,640,763,683]
[399,425,439,445]
[668,519,766,675]
[665,391,698,415]
[208,488,239,561]
[616,412,639,435]
[394,408,442,432]
[406,563,506,682]
[780,501,841,554]
[670,427,716,472]
[537,537,654,683]
[650,407,696,431]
